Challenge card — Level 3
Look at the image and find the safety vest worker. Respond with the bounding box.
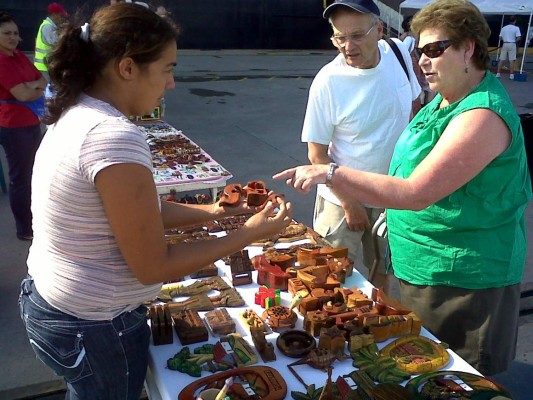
[34,3,68,75]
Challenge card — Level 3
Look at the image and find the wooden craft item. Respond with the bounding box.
[322,299,348,316]
[296,246,348,267]
[318,367,335,400]
[158,276,231,301]
[171,309,209,345]
[219,183,243,207]
[371,287,412,316]
[167,293,215,312]
[371,383,410,400]
[245,180,269,206]
[339,287,373,308]
[361,314,420,343]
[405,370,512,400]
[207,214,253,233]
[254,255,292,291]
[240,308,272,333]
[337,371,376,399]
[227,250,253,286]
[149,304,173,345]
[218,181,283,214]
[264,242,321,258]
[178,366,287,400]
[350,343,412,384]
[325,257,349,284]
[348,333,374,352]
[336,374,359,398]
[380,335,451,375]
[318,325,346,356]
[190,263,218,279]
[265,253,295,271]
[275,221,308,242]
[296,265,341,291]
[318,247,349,258]
[213,341,236,367]
[254,286,281,308]
[166,287,245,312]
[262,306,297,331]
[365,316,393,343]
[250,326,276,362]
[288,278,309,297]
[332,304,379,327]
[296,287,337,315]
[204,308,236,335]
[296,248,328,267]
[166,344,215,377]
[211,288,246,308]
[287,348,347,389]
[276,329,316,358]
[221,333,259,367]
[303,310,334,337]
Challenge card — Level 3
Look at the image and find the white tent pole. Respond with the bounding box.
[496,14,505,62]
[398,5,403,38]
[520,10,533,75]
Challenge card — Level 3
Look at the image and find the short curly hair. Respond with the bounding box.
[410,0,490,70]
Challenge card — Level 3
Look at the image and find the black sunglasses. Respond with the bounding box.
[416,40,454,58]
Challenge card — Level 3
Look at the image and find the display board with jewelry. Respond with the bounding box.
[134,120,232,197]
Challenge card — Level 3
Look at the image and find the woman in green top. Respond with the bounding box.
[274,0,531,375]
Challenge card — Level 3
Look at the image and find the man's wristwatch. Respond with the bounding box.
[325,162,338,187]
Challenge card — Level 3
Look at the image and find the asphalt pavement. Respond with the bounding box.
[0,50,532,399]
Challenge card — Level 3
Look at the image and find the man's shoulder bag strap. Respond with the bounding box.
[385,38,410,82]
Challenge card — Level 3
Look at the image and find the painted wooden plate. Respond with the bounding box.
[178,366,287,400]
[379,335,450,374]
[405,371,512,399]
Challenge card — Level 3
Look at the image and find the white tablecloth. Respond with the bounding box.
[145,241,481,400]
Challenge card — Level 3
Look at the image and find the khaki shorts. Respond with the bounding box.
[500,42,517,61]
[399,280,521,375]
[313,194,391,275]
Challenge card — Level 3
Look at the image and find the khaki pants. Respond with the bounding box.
[313,194,390,275]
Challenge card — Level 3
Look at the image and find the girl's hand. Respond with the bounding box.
[241,196,292,242]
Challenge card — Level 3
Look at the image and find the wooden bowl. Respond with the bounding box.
[276,329,316,358]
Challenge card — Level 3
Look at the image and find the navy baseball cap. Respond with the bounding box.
[323,0,381,19]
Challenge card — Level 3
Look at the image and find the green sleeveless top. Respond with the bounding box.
[387,72,531,289]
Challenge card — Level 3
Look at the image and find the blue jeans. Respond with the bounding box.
[19,277,151,400]
[0,124,42,236]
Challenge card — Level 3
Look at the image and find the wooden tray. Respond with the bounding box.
[405,371,512,399]
[178,366,287,400]
[379,335,450,374]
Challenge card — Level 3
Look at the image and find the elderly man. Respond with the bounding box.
[302,0,420,293]
[34,2,68,81]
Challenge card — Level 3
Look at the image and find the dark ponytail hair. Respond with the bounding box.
[43,3,180,125]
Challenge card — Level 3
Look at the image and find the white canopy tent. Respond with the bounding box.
[398,0,533,74]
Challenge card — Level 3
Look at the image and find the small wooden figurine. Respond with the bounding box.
[149,304,173,345]
[171,309,209,345]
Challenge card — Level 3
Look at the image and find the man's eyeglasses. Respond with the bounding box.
[331,24,376,48]
[415,40,454,58]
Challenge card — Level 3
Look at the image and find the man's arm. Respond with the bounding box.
[41,23,58,46]
[307,142,369,230]
[307,142,330,165]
